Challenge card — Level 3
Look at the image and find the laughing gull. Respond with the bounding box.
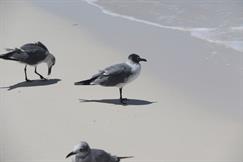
[75,54,147,104]
[66,141,133,162]
[0,42,56,82]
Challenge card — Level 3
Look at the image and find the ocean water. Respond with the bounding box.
[84,0,243,53]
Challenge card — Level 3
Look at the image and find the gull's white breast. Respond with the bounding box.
[116,61,141,88]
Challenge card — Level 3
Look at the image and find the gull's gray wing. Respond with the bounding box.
[92,149,116,162]
[20,43,47,53]
[19,43,48,65]
[1,43,48,65]
[92,63,132,86]
[35,41,49,51]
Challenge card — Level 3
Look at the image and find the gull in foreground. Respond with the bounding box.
[0,42,56,82]
[66,141,133,162]
[75,54,147,104]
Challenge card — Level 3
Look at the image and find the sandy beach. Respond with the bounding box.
[0,0,242,162]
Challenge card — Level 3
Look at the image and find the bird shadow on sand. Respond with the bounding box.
[1,78,61,91]
[79,98,155,106]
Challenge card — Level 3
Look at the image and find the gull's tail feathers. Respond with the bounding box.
[117,156,134,162]
[74,76,99,85]
[0,48,21,61]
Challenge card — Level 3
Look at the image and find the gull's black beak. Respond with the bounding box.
[139,57,147,62]
[48,66,52,75]
[65,152,76,159]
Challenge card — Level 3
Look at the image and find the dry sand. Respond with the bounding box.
[0,0,242,162]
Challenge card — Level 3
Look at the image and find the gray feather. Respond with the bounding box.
[92,63,132,86]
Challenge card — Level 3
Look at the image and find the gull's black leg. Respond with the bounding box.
[119,88,127,105]
[24,65,31,82]
[35,66,47,80]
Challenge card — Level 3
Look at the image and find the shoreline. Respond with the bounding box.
[84,0,243,53]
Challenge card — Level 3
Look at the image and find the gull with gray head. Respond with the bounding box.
[0,42,56,82]
[75,54,147,104]
[66,141,133,162]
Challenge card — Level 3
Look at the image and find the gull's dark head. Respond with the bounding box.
[66,141,91,159]
[128,54,147,63]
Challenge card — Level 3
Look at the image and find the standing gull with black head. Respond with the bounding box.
[75,54,147,104]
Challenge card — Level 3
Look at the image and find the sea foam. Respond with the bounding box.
[84,0,243,53]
